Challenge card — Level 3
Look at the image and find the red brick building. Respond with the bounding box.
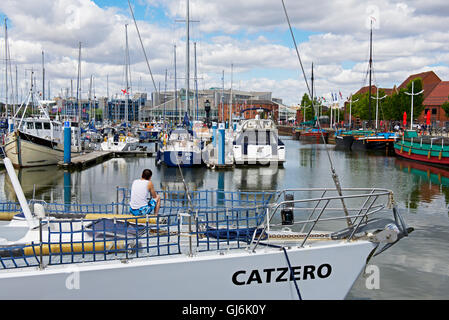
[418,81,449,126]
[346,71,449,128]
[399,71,449,127]
[397,71,441,100]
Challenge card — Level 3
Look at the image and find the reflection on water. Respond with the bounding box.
[3,166,64,202]
[1,139,448,209]
[394,158,449,209]
[0,137,448,299]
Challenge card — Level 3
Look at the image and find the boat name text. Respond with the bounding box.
[232,263,332,285]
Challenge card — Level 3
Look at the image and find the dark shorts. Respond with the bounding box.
[129,199,157,216]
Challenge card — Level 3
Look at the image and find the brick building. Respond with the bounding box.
[399,71,449,127]
[346,71,449,128]
[418,81,449,127]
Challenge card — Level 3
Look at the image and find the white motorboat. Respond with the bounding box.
[232,117,285,165]
[100,134,139,152]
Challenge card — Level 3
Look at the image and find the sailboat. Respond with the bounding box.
[100,24,139,152]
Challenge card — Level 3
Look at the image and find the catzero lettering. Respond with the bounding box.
[232,263,332,285]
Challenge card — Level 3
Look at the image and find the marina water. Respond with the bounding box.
[0,137,448,299]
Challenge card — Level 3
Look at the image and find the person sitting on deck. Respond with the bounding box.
[129,169,161,216]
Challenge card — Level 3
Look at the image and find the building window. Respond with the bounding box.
[432,108,437,115]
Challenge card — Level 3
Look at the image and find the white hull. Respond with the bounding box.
[4,131,78,167]
[0,241,375,300]
[100,137,139,152]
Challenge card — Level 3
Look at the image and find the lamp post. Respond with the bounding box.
[370,87,387,130]
[204,99,211,127]
[405,81,424,130]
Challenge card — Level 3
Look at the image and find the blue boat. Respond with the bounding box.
[157,128,204,167]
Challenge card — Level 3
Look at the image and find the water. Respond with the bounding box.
[1,137,448,299]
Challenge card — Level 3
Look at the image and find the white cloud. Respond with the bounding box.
[1,0,449,105]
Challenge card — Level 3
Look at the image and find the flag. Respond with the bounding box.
[339,91,343,99]
[426,110,431,126]
[121,89,128,95]
[403,111,407,127]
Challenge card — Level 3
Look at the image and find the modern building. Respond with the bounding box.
[141,88,286,123]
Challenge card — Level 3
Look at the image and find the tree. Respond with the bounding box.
[300,93,315,122]
[442,96,449,117]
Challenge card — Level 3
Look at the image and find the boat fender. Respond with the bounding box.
[400,146,403,153]
[439,151,442,160]
[371,223,399,243]
[428,151,431,159]
[408,148,411,155]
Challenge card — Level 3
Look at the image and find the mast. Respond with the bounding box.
[221,70,224,122]
[185,0,190,118]
[174,44,178,124]
[125,24,129,133]
[368,19,373,126]
[230,63,233,126]
[5,19,8,118]
[88,75,92,123]
[15,65,18,117]
[76,42,82,151]
[42,51,45,100]
[194,42,198,121]
[164,68,167,123]
[311,62,315,120]
[106,74,109,121]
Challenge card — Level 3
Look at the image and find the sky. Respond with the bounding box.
[1,0,449,106]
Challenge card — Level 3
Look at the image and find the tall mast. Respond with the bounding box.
[89,75,93,122]
[174,44,178,123]
[368,19,373,126]
[311,62,315,119]
[221,70,224,122]
[164,68,167,123]
[230,63,233,126]
[185,0,190,118]
[76,42,82,151]
[194,42,198,121]
[15,65,18,116]
[5,19,8,117]
[125,24,129,131]
[42,51,45,100]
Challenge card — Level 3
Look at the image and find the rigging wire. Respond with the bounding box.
[281,0,352,227]
[127,0,158,94]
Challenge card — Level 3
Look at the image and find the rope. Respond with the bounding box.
[282,247,303,300]
[280,0,352,227]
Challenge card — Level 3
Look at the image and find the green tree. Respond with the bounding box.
[383,78,424,122]
[441,96,449,117]
[300,93,315,122]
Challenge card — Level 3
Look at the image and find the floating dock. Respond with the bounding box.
[58,150,155,169]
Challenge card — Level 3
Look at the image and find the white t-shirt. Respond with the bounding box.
[130,179,150,209]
